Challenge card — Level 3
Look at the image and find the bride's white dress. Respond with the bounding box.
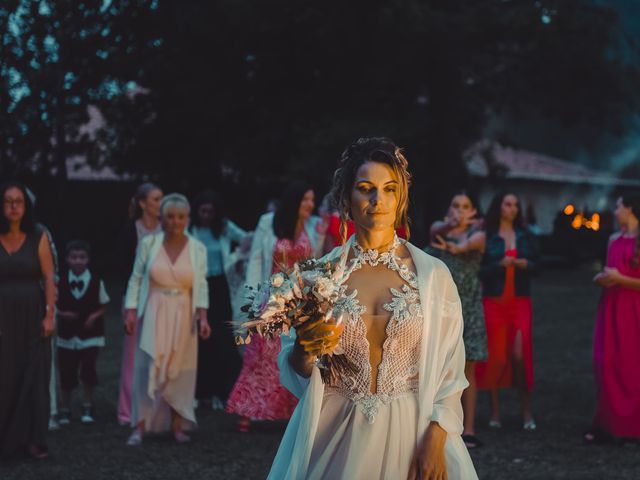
[269,236,478,480]
[308,238,423,478]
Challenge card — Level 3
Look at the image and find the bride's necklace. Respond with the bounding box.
[352,233,401,267]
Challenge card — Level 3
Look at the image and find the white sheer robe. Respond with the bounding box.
[268,237,478,479]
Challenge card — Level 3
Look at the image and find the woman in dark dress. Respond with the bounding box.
[0,182,56,459]
[189,190,246,409]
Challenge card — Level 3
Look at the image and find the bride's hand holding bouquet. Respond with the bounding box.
[237,254,355,383]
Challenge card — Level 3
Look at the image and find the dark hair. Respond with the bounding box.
[449,189,482,216]
[621,194,640,268]
[129,182,162,220]
[191,190,226,237]
[0,181,36,233]
[526,203,537,226]
[331,137,412,242]
[273,180,313,241]
[484,190,524,235]
[65,239,91,257]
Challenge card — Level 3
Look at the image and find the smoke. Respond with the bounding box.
[607,115,640,174]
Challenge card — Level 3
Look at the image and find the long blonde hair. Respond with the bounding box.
[330,137,412,243]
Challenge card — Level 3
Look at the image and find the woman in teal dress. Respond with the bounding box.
[426,190,488,449]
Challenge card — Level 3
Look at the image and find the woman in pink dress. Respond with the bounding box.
[226,181,325,432]
[124,194,211,445]
[115,183,163,425]
[586,194,640,443]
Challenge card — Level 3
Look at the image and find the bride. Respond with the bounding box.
[268,138,478,479]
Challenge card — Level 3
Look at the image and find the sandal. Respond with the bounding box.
[523,418,537,431]
[173,430,191,444]
[27,445,49,460]
[236,418,251,433]
[462,434,484,449]
[126,429,143,446]
[488,419,502,429]
[584,428,614,445]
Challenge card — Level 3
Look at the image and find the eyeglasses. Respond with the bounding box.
[3,198,25,207]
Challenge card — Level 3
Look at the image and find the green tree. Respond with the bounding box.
[3,1,640,238]
[113,0,640,235]
[0,0,161,180]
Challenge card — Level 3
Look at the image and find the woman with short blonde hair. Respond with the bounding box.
[124,193,211,445]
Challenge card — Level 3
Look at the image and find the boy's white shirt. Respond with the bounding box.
[56,269,110,350]
[68,269,110,303]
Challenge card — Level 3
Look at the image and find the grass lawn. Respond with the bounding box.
[1,266,638,479]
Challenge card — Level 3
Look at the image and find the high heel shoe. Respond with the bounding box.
[173,430,191,444]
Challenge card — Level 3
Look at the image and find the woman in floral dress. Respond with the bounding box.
[426,190,488,448]
[226,181,324,432]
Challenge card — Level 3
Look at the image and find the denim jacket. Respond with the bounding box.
[480,228,540,297]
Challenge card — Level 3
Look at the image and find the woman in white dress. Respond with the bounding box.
[124,194,211,445]
[269,138,477,479]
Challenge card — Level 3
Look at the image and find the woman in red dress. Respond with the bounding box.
[586,195,640,443]
[226,181,325,432]
[476,191,539,431]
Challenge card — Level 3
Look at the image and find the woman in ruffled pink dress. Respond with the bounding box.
[586,194,640,443]
[226,181,325,432]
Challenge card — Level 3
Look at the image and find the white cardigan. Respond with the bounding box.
[245,212,325,288]
[124,232,209,318]
[268,238,478,480]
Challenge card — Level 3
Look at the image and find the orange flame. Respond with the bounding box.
[571,214,583,229]
[564,204,575,215]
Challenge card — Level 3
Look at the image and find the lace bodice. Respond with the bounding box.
[326,235,423,423]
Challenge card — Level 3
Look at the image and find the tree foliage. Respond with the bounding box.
[0,0,160,179]
[2,0,639,231]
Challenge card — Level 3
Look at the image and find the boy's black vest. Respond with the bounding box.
[57,271,105,340]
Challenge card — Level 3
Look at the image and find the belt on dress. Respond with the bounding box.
[151,287,189,296]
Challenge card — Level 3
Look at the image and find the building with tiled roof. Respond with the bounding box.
[465,140,640,234]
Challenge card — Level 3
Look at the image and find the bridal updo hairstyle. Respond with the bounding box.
[331,137,412,242]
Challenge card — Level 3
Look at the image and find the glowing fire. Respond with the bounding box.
[571,213,583,229]
[567,208,600,231]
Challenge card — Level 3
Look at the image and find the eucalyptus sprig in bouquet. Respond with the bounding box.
[238,256,355,383]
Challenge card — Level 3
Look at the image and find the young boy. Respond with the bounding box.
[56,240,110,424]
